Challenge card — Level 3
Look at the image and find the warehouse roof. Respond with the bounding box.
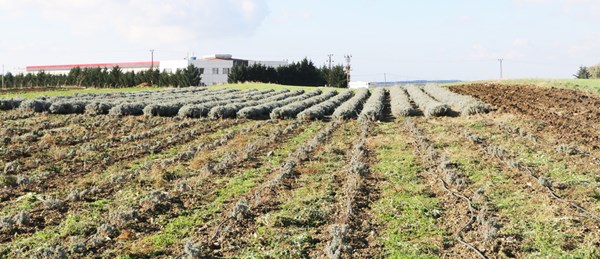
[26,61,158,71]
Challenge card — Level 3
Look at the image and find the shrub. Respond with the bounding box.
[0,98,24,110]
[19,98,52,112]
[108,102,147,116]
[389,87,416,117]
[422,84,491,115]
[297,90,354,120]
[85,102,114,115]
[207,89,294,119]
[237,90,321,119]
[149,89,248,117]
[49,101,87,114]
[270,90,338,119]
[331,88,370,120]
[405,85,449,117]
[358,88,386,121]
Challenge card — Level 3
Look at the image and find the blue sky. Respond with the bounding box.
[0,0,598,81]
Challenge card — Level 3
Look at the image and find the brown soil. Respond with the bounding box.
[451,84,600,149]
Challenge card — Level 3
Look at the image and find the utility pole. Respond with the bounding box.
[498,58,504,79]
[384,73,387,86]
[1,64,4,89]
[150,49,155,70]
[149,49,156,86]
[344,54,352,85]
[327,54,333,87]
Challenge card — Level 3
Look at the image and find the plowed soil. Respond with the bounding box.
[452,83,600,148]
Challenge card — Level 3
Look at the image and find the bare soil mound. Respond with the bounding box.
[451,83,600,148]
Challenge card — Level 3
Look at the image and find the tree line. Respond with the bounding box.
[228,58,348,88]
[574,64,600,79]
[0,64,202,88]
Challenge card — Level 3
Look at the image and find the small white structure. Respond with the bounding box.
[349,81,373,89]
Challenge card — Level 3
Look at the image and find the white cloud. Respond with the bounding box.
[512,39,529,47]
[513,0,600,19]
[568,37,600,59]
[0,0,270,46]
[468,44,524,61]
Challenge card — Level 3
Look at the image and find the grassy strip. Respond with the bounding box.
[121,121,324,256]
[454,117,599,214]
[427,118,600,257]
[0,87,162,99]
[370,121,444,258]
[0,121,253,257]
[237,121,353,257]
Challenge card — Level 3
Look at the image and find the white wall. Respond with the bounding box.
[349,81,371,89]
[159,60,189,73]
[191,59,233,85]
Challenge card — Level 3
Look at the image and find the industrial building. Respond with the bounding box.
[25,54,287,86]
[26,61,157,75]
[159,54,287,85]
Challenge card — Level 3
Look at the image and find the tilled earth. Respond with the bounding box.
[452,83,600,149]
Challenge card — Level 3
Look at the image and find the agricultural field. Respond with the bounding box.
[0,83,599,258]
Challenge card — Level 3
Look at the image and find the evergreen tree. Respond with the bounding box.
[183,64,202,86]
[574,66,591,79]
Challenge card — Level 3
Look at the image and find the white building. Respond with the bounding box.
[159,54,288,86]
[25,54,288,86]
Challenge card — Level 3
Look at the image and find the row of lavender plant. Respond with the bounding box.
[422,84,490,115]
[405,85,449,117]
[357,88,387,121]
[270,90,338,119]
[5,87,208,114]
[237,90,323,119]
[207,89,304,119]
[143,89,275,117]
[296,89,354,120]
[331,88,370,120]
[389,87,416,117]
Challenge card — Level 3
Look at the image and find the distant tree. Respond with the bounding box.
[322,64,349,88]
[574,66,591,79]
[109,66,123,87]
[228,63,248,83]
[182,64,202,86]
[4,72,14,88]
[587,64,600,79]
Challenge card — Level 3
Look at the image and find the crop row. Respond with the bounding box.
[0,85,491,120]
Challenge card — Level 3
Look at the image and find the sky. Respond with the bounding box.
[0,0,598,81]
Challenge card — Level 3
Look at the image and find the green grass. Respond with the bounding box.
[371,122,443,258]
[429,118,600,258]
[125,122,319,256]
[240,121,350,257]
[443,78,600,94]
[0,86,161,99]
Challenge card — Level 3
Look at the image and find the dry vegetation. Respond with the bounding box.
[0,83,599,258]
